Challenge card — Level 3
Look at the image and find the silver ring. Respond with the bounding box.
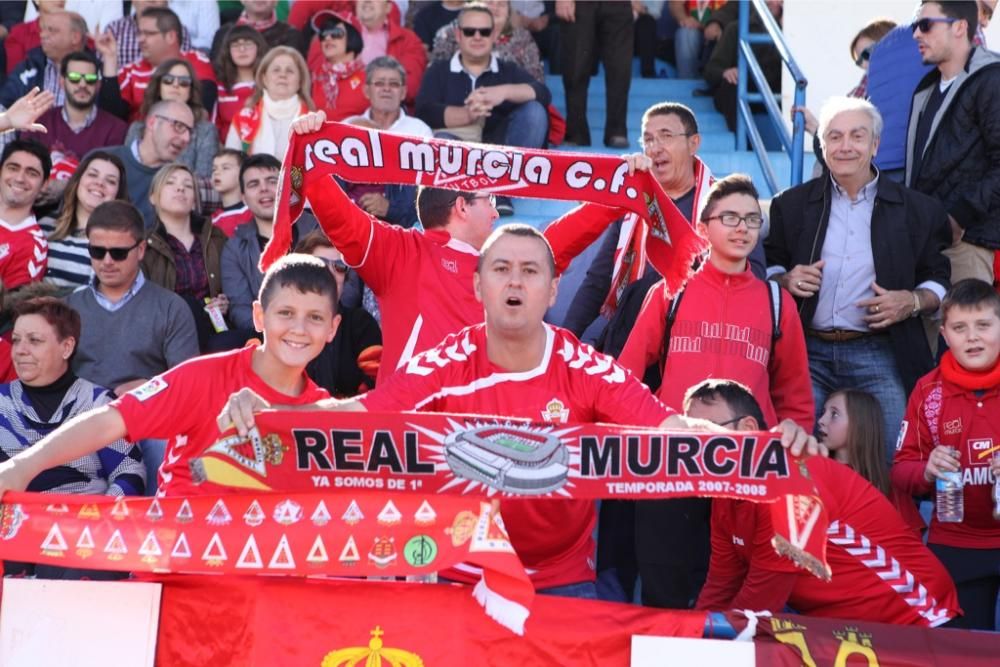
[874,305,880,313]
[796,281,803,289]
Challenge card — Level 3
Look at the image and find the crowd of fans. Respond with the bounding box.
[0,0,998,636]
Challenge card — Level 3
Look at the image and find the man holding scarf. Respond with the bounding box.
[562,102,766,345]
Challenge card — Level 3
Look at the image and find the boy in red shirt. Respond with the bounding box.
[692,379,960,627]
[892,279,1000,630]
[0,254,340,497]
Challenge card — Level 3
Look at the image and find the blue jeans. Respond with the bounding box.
[140,439,167,496]
[674,27,704,79]
[539,580,598,600]
[806,334,907,461]
[486,100,549,149]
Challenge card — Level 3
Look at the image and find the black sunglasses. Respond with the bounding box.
[321,26,346,40]
[910,16,958,33]
[162,74,192,88]
[66,71,99,84]
[460,26,492,38]
[854,45,873,67]
[320,257,348,274]
[88,240,142,261]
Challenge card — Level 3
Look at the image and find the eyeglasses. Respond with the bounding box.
[639,131,694,149]
[467,194,497,208]
[369,79,403,89]
[88,239,142,261]
[460,26,492,38]
[910,16,958,33]
[230,38,257,51]
[154,114,193,135]
[66,71,99,85]
[162,74,192,88]
[702,213,764,229]
[854,45,873,67]
[321,26,346,40]
[320,257,348,274]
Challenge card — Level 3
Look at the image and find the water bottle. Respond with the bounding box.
[936,448,964,523]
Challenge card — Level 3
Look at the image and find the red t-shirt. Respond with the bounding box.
[215,81,255,139]
[0,216,46,290]
[112,345,329,497]
[211,204,253,237]
[361,323,676,589]
[119,52,217,118]
[0,337,14,383]
[698,456,960,627]
[303,178,619,384]
[892,367,1000,549]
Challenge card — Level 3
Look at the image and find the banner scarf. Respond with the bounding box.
[0,490,537,635]
[603,156,713,317]
[264,122,709,300]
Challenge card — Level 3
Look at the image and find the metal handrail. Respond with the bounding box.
[736,0,807,195]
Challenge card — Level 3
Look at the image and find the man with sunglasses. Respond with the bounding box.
[905,1,1000,288]
[33,52,127,179]
[416,3,551,215]
[767,96,951,455]
[66,200,197,399]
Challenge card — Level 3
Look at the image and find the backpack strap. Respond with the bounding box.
[767,279,783,360]
[658,287,686,372]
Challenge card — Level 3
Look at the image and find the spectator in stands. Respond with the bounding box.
[416,3,550,215]
[668,0,727,79]
[691,379,961,628]
[1,296,145,497]
[33,52,127,179]
[416,1,464,48]
[431,0,544,82]
[222,153,318,335]
[41,151,128,291]
[0,10,88,109]
[817,388,925,535]
[765,97,951,452]
[310,11,369,121]
[211,1,307,61]
[4,0,67,76]
[562,102,765,344]
[342,56,428,229]
[893,279,1000,630]
[618,173,812,611]
[510,1,558,70]
[118,7,217,119]
[0,296,145,579]
[226,46,314,158]
[66,200,198,396]
[167,0,219,54]
[306,2,427,108]
[143,163,234,353]
[0,139,51,292]
[212,24,267,140]
[906,0,1000,286]
[124,58,218,180]
[211,149,252,237]
[105,99,194,228]
[290,0,403,38]
[557,0,632,148]
[104,0,192,69]
[296,231,382,396]
[703,0,782,133]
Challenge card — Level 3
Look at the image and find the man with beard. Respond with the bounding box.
[33,52,127,177]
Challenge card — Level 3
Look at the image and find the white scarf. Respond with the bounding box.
[256,91,304,159]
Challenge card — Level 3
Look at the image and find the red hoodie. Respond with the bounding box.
[619,261,814,428]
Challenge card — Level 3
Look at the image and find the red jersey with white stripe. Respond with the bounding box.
[112,346,329,497]
[119,52,217,118]
[303,178,620,385]
[361,323,675,589]
[215,81,255,139]
[698,456,960,626]
[892,367,1000,549]
[0,215,46,289]
[211,203,253,237]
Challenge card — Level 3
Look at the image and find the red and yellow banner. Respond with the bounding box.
[268,122,708,296]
